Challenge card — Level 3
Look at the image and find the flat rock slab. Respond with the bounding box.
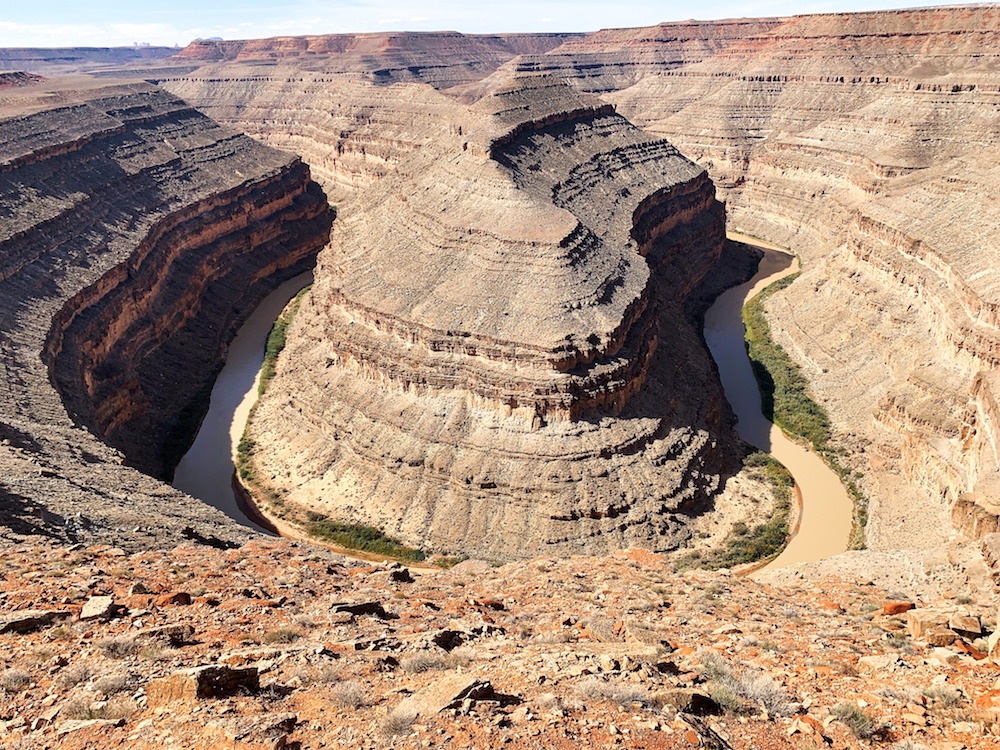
[397,674,496,716]
[0,609,70,634]
[80,596,117,621]
[146,665,259,707]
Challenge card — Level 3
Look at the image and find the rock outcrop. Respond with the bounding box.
[245,76,730,560]
[0,78,331,549]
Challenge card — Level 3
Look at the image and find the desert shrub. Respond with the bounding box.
[832,701,882,739]
[262,627,301,644]
[380,705,417,736]
[576,677,649,706]
[93,673,129,696]
[698,652,790,716]
[0,668,31,692]
[96,636,139,659]
[330,680,366,709]
[922,685,962,707]
[55,663,99,689]
[400,653,444,673]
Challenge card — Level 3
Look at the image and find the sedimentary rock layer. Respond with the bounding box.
[247,76,729,560]
[172,31,582,89]
[534,7,1000,552]
[0,78,331,549]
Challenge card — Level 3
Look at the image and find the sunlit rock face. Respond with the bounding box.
[247,76,732,560]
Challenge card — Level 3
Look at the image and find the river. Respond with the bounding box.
[703,233,852,570]
[172,272,312,531]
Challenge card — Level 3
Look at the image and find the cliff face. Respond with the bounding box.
[172,31,583,89]
[246,76,730,560]
[521,7,1000,553]
[0,79,331,549]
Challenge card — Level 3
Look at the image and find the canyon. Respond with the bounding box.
[153,7,1000,573]
[0,77,330,551]
[2,6,1000,747]
[1,6,997,571]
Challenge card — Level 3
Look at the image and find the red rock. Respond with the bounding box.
[882,601,915,615]
[154,592,192,606]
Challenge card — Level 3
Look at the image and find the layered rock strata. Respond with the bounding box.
[172,31,582,89]
[247,76,729,560]
[534,7,1000,553]
[0,78,331,549]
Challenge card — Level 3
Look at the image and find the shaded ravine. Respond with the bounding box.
[172,272,313,531]
[704,232,852,570]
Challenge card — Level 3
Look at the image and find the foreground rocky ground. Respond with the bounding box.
[1,537,998,749]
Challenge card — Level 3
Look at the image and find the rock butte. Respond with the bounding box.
[0,6,997,578]
[245,74,733,559]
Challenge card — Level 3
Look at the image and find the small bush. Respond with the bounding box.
[96,636,138,659]
[61,696,101,721]
[922,685,962,707]
[832,701,882,739]
[330,680,366,709]
[49,625,76,641]
[400,653,443,673]
[576,677,649,706]
[138,644,173,661]
[55,663,99,689]
[0,668,31,692]
[380,705,417,737]
[698,652,790,716]
[262,627,302,644]
[93,674,129,696]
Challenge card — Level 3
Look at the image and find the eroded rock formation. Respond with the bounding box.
[245,76,730,560]
[0,78,330,548]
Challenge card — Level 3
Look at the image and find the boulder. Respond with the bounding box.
[146,665,259,707]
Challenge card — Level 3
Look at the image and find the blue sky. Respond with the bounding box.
[3,1,945,48]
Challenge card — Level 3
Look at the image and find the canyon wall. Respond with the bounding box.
[524,7,1000,553]
[245,76,732,560]
[0,78,330,549]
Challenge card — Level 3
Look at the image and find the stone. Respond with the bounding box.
[154,592,192,606]
[906,610,951,640]
[135,624,195,646]
[79,596,117,621]
[396,674,499,716]
[882,602,915,616]
[146,665,259,707]
[651,689,721,716]
[331,601,390,618]
[0,609,70,634]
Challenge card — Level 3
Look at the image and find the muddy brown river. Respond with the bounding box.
[172,272,312,531]
[704,233,852,570]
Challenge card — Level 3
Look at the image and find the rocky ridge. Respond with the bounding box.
[244,75,736,560]
[2,538,999,749]
[0,77,331,550]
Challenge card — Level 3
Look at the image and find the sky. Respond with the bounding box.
[1,0,954,48]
